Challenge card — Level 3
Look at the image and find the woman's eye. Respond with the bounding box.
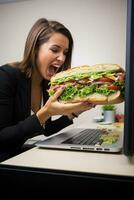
[51,48,58,53]
[50,48,68,56]
[64,51,68,56]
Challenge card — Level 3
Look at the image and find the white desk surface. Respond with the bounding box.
[1,147,134,177]
[2,121,134,177]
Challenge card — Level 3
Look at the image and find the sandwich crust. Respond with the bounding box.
[59,91,123,105]
[107,91,124,104]
[51,64,122,84]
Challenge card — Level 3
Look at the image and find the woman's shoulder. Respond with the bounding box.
[0,63,22,79]
[0,63,22,85]
[0,63,20,74]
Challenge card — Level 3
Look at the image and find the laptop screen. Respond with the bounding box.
[123,0,134,156]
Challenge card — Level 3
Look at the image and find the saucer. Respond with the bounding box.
[99,121,113,125]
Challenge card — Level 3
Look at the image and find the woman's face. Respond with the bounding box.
[36,32,69,80]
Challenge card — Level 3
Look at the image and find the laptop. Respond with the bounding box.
[36,125,123,153]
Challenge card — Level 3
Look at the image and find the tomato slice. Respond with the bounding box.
[98,77,114,83]
[108,85,120,90]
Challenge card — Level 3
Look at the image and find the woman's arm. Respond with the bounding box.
[0,66,42,150]
[43,115,73,136]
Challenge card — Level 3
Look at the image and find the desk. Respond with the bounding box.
[1,147,134,196]
[0,122,134,196]
[1,147,134,176]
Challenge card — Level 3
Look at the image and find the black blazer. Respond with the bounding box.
[0,64,73,150]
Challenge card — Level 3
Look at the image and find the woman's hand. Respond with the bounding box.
[36,86,95,125]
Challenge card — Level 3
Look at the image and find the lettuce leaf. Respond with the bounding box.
[50,71,116,86]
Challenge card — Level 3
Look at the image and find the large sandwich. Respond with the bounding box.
[48,64,125,104]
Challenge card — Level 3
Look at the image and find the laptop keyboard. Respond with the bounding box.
[62,129,103,145]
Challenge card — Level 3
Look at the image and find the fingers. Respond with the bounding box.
[89,103,96,108]
[79,102,96,112]
[77,102,96,108]
[52,85,65,101]
[62,101,96,113]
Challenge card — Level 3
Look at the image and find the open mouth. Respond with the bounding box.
[48,65,60,77]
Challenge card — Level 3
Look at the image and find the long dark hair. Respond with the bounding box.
[13,18,73,77]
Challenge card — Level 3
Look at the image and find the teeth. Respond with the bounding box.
[53,64,60,68]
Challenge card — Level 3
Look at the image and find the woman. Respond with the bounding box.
[0,18,94,157]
